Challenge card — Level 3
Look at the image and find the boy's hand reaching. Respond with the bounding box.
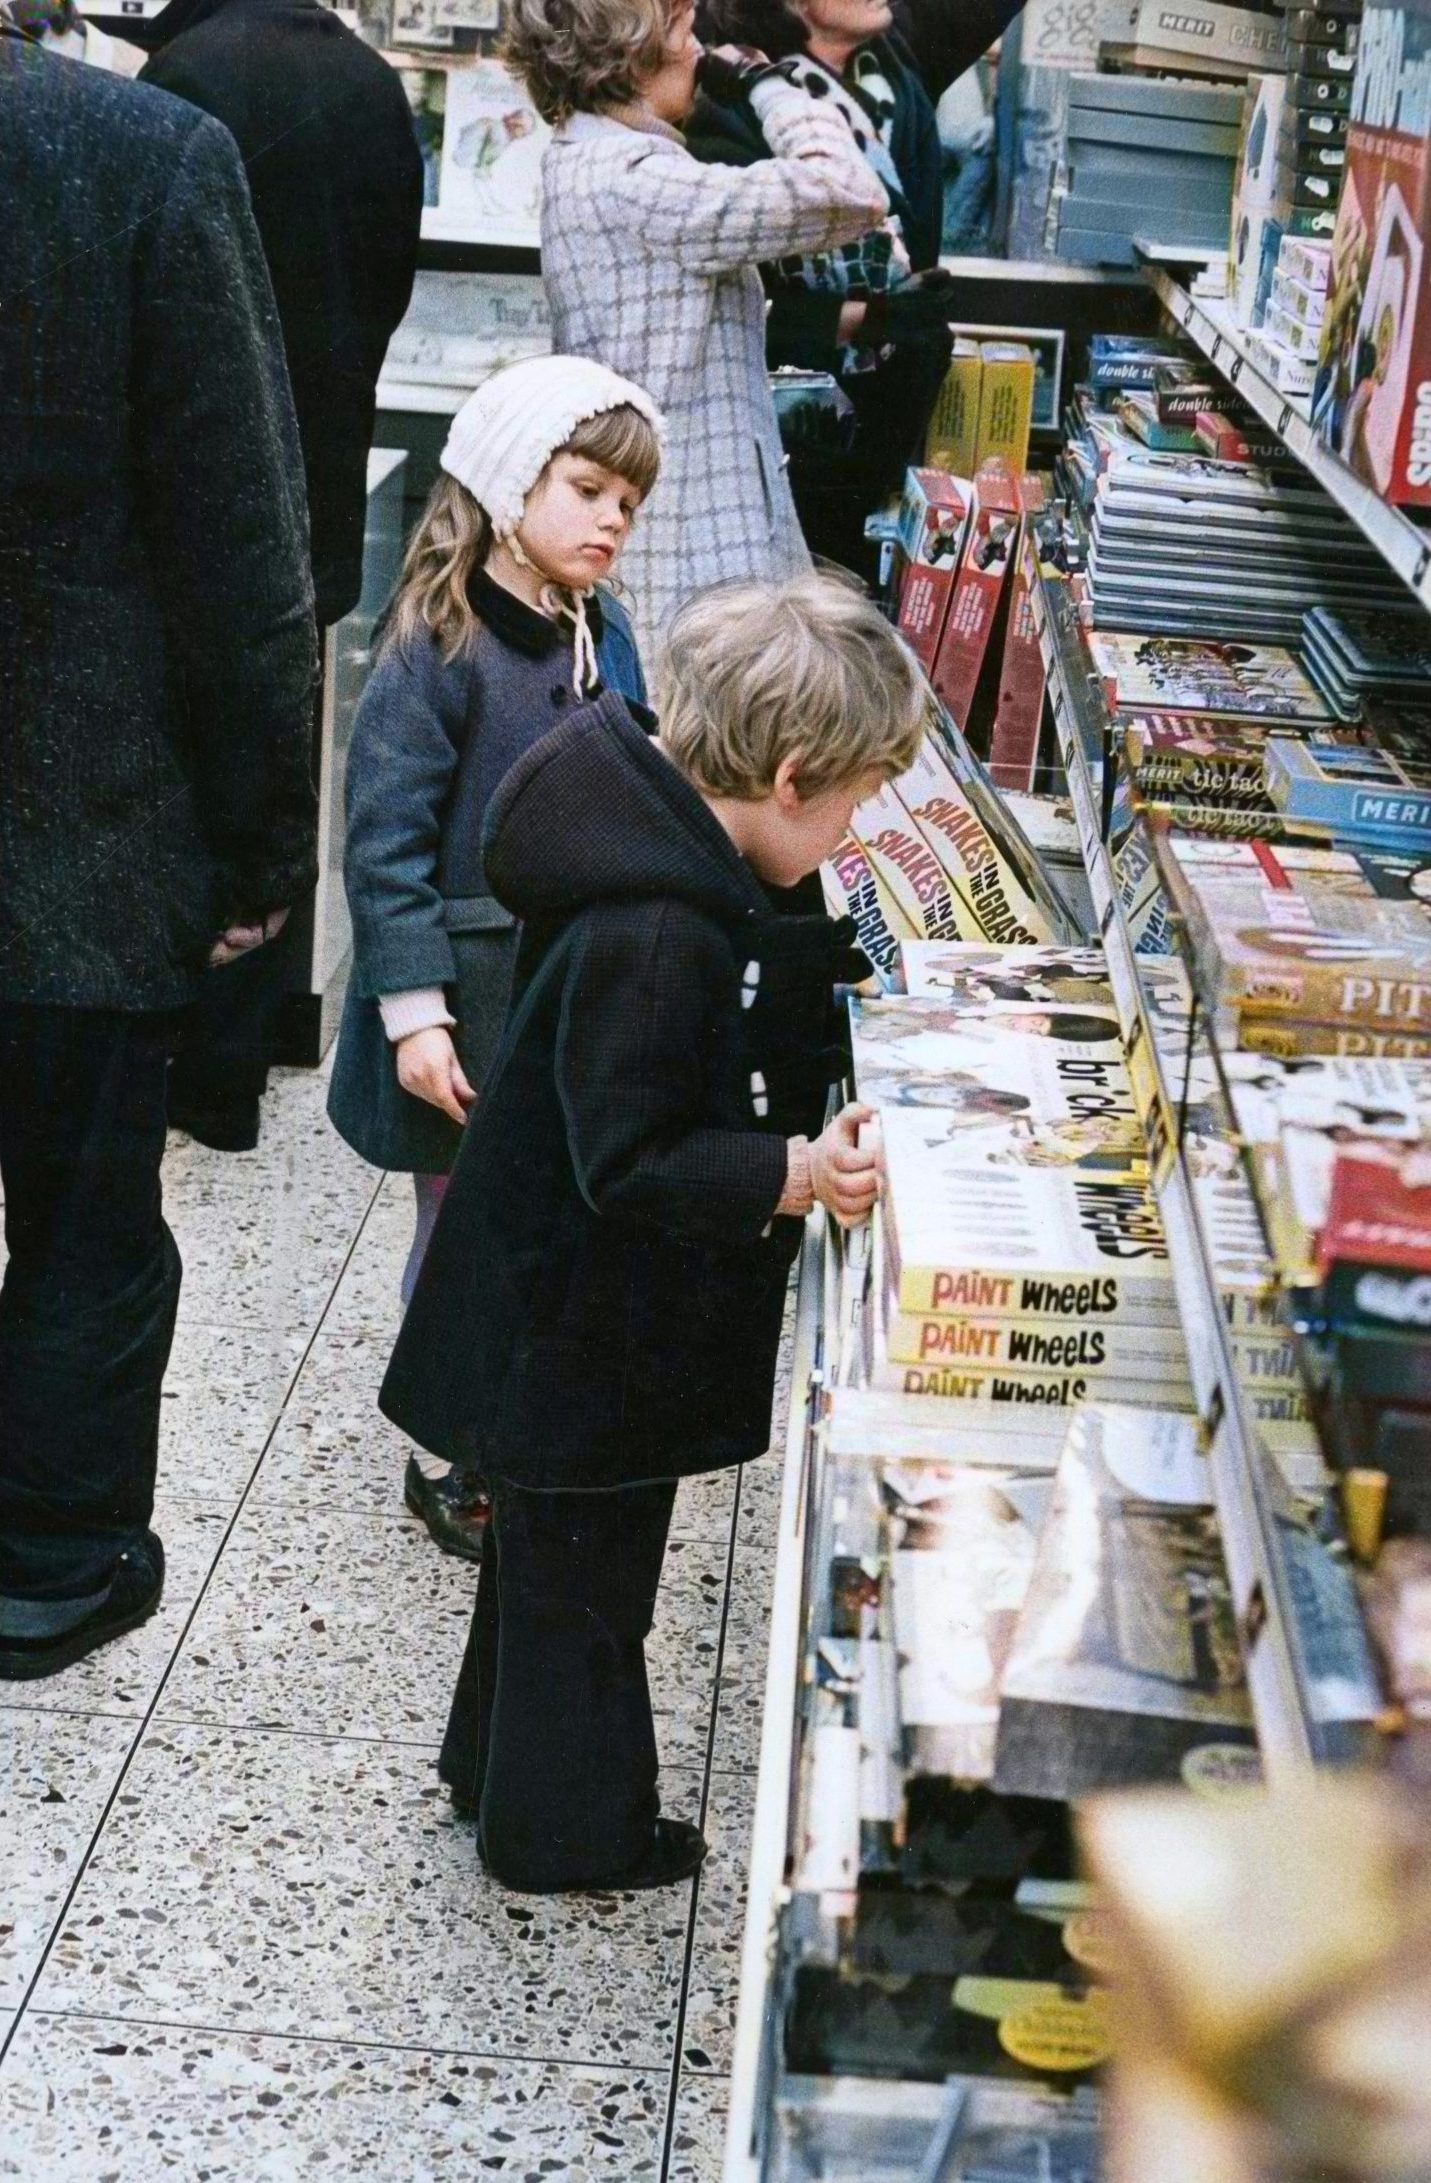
[396,1027,477,1126]
[810,1101,879,1228]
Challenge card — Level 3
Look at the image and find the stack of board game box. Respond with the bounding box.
[1227,9,1361,336]
[1063,337,1410,642]
[1092,615,1431,851]
[1208,1052,1431,1538]
[847,951,1196,1416]
[1096,627,1339,831]
[1164,832,1431,1054]
[1048,74,1244,267]
[1099,0,1287,78]
[1299,603,1431,720]
[820,709,1078,990]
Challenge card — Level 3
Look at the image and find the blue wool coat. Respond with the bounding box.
[327,573,645,1173]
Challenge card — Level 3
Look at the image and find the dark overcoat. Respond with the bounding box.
[379,693,857,1491]
[0,34,317,1011]
[326,577,645,1174]
[141,0,423,626]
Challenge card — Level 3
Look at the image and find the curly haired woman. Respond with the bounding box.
[505,0,888,648]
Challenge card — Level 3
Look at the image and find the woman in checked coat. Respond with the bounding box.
[504,0,890,651]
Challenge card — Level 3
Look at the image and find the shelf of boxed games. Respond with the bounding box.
[1027,553,1382,1777]
[1140,261,1431,619]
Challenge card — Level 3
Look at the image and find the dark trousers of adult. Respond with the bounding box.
[440,1475,679,1888]
[0,1006,180,1634]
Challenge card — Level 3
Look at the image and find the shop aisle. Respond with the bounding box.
[0,1061,786,2181]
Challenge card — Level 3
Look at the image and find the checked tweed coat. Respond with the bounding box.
[540,81,888,652]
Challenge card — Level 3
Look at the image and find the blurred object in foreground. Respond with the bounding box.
[1082,1772,1431,2182]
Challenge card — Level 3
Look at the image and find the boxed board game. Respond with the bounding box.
[1086,631,1335,721]
[925,339,983,478]
[1313,0,1431,504]
[987,526,1050,793]
[929,464,1022,731]
[1265,732,1431,846]
[894,468,973,668]
[1100,0,1288,72]
[879,1103,1176,1317]
[976,344,1037,469]
[821,833,911,990]
[993,1405,1255,1800]
[1167,834,1431,1039]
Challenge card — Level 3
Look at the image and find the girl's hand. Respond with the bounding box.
[810,1102,879,1229]
[396,1027,477,1126]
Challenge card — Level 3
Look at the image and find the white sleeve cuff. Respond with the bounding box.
[378,988,455,1043]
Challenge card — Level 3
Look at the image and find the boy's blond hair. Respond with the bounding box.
[658,573,929,801]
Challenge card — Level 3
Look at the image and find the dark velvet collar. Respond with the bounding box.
[467,566,608,659]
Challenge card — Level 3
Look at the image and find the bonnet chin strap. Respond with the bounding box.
[507,535,601,699]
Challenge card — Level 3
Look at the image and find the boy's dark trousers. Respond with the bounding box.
[0,1006,179,1633]
[441,1475,679,1887]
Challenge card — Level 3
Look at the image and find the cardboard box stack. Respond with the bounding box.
[1050,75,1243,267]
[1227,0,1360,370]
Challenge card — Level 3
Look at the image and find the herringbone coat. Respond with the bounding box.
[539,81,888,652]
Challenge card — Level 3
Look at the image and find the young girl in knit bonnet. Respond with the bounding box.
[328,354,663,1556]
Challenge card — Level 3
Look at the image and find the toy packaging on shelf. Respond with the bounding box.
[1314,0,1431,504]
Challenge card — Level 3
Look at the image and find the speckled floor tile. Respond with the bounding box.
[320,1174,415,1340]
[245,1330,416,1512]
[676,1778,759,2078]
[157,1506,474,1743]
[169,1182,374,1366]
[36,1724,697,2066]
[667,2070,730,2182]
[651,1536,774,1779]
[163,1319,301,1412]
[649,1540,727,1725]
[5,1500,230,1722]
[157,1373,286,1510]
[0,1712,136,2006]
[0,2015,668,2181]
[671,1467,738,1545]
[736,1451,785,1547]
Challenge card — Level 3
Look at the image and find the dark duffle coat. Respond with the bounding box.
[379,691,858,1492]
[326,574,645,1175]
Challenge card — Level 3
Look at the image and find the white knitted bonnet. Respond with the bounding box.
[439,354,666,539]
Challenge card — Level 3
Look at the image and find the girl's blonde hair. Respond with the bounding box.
[384,403,662,662]
[659,573,929,800]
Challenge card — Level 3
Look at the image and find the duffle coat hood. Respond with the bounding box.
[379,691,859,1491]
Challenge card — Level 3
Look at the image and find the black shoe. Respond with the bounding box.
[404,1457,491,1563]
[482,1818,709,1895]
[0,1533,165,1683]
[166,1086,261,1153]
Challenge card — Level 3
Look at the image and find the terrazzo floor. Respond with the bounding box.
[0,1061,787,2181]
